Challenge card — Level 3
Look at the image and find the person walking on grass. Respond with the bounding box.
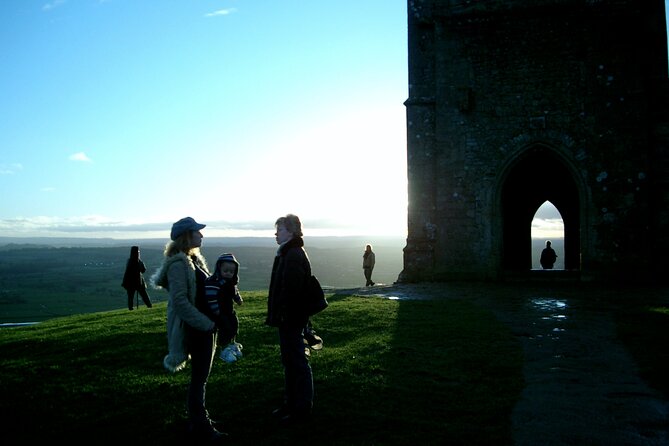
[266,214,315,426]
[363,244,376,286]
[151,217,226,443]
[121,245,153,310]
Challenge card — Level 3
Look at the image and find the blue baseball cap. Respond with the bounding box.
[170,217,206,241]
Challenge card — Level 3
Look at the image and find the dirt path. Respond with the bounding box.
[346,282,669,445]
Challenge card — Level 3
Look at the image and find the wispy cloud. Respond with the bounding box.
[204,8,237,18]
[41,187,56,193]
[532,218,564,239]
[0,163,23,175]
[42,0,66,11]
[0,216,273,238]
[69,152,92,162]
[0,216,162,234]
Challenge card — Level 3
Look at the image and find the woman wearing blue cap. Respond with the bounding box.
[152,217,226,443]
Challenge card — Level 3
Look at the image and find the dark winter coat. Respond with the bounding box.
[265,236,311,328]
[540,247,558,269]
[122,259,147,291]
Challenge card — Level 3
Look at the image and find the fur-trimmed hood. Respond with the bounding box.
[151,252,192,290]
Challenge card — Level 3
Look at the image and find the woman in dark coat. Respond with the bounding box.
[266,214,314,425]
[363,243,376,286]
[122,245,153,310]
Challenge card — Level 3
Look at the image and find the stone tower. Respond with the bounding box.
[400,0,669,282]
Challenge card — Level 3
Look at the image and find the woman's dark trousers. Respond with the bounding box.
[187,329,217,430]
[279,323,314,413]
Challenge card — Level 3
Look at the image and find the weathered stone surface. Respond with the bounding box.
[350,282,669,445]
[401,0,669,283]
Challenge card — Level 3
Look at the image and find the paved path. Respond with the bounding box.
[346,282,669,446]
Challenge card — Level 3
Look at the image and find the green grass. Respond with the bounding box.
[0,291,524,445]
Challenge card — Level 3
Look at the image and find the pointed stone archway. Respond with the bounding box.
[498,145,582,274]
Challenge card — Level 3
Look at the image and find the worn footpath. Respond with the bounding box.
[348,281,669,446]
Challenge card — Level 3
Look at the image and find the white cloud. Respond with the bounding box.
[531,218,564,240]
[204,8,237,18]
[0,163,23,175]
[0,215,272,238]
[42,0,66,11]
[69,152,92,162]
[41,187,56,192]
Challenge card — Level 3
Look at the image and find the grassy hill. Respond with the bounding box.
[1,283,666,445]
[0,236,567,324]
[0,239,404,324]
[0,290,524,445]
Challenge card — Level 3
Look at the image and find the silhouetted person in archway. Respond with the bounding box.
[122,245,153,310]
[540,240,558,270]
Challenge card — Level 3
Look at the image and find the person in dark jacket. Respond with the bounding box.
[122,245,153,310]
[540,240,558,269]
[363,243,376,286]
[266,214,314,425]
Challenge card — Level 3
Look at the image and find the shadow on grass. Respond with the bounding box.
[382,298,523,445]
[0,292,524,445]
[295,293,524,446]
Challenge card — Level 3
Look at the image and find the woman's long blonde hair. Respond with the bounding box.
[164,231,205,266]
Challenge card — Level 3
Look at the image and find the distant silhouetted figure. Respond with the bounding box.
[363,244,376,286]
[540,240,558,270]
[122,246,153,310]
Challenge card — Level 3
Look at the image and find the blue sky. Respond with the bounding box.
[0,0,409,239]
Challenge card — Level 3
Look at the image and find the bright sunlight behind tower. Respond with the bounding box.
[0,1,408,239]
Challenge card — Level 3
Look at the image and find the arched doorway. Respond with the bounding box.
[500,145,580,273]
[531,201,565,269]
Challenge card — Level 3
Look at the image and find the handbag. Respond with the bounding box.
[305,275,328,316]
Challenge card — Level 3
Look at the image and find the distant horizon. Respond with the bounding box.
[0,232,409,243]
[0,234,411,250]
[0,217,409,240]
[0,200,564,241]
[0,233,563,249]
[0,234,564,270]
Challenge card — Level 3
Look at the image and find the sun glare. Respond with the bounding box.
[216,105,408,236]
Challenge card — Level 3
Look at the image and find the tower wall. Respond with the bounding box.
[400,0,669,282]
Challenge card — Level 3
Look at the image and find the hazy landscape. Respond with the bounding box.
[0,236,405,324]
[0,235,563,324]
